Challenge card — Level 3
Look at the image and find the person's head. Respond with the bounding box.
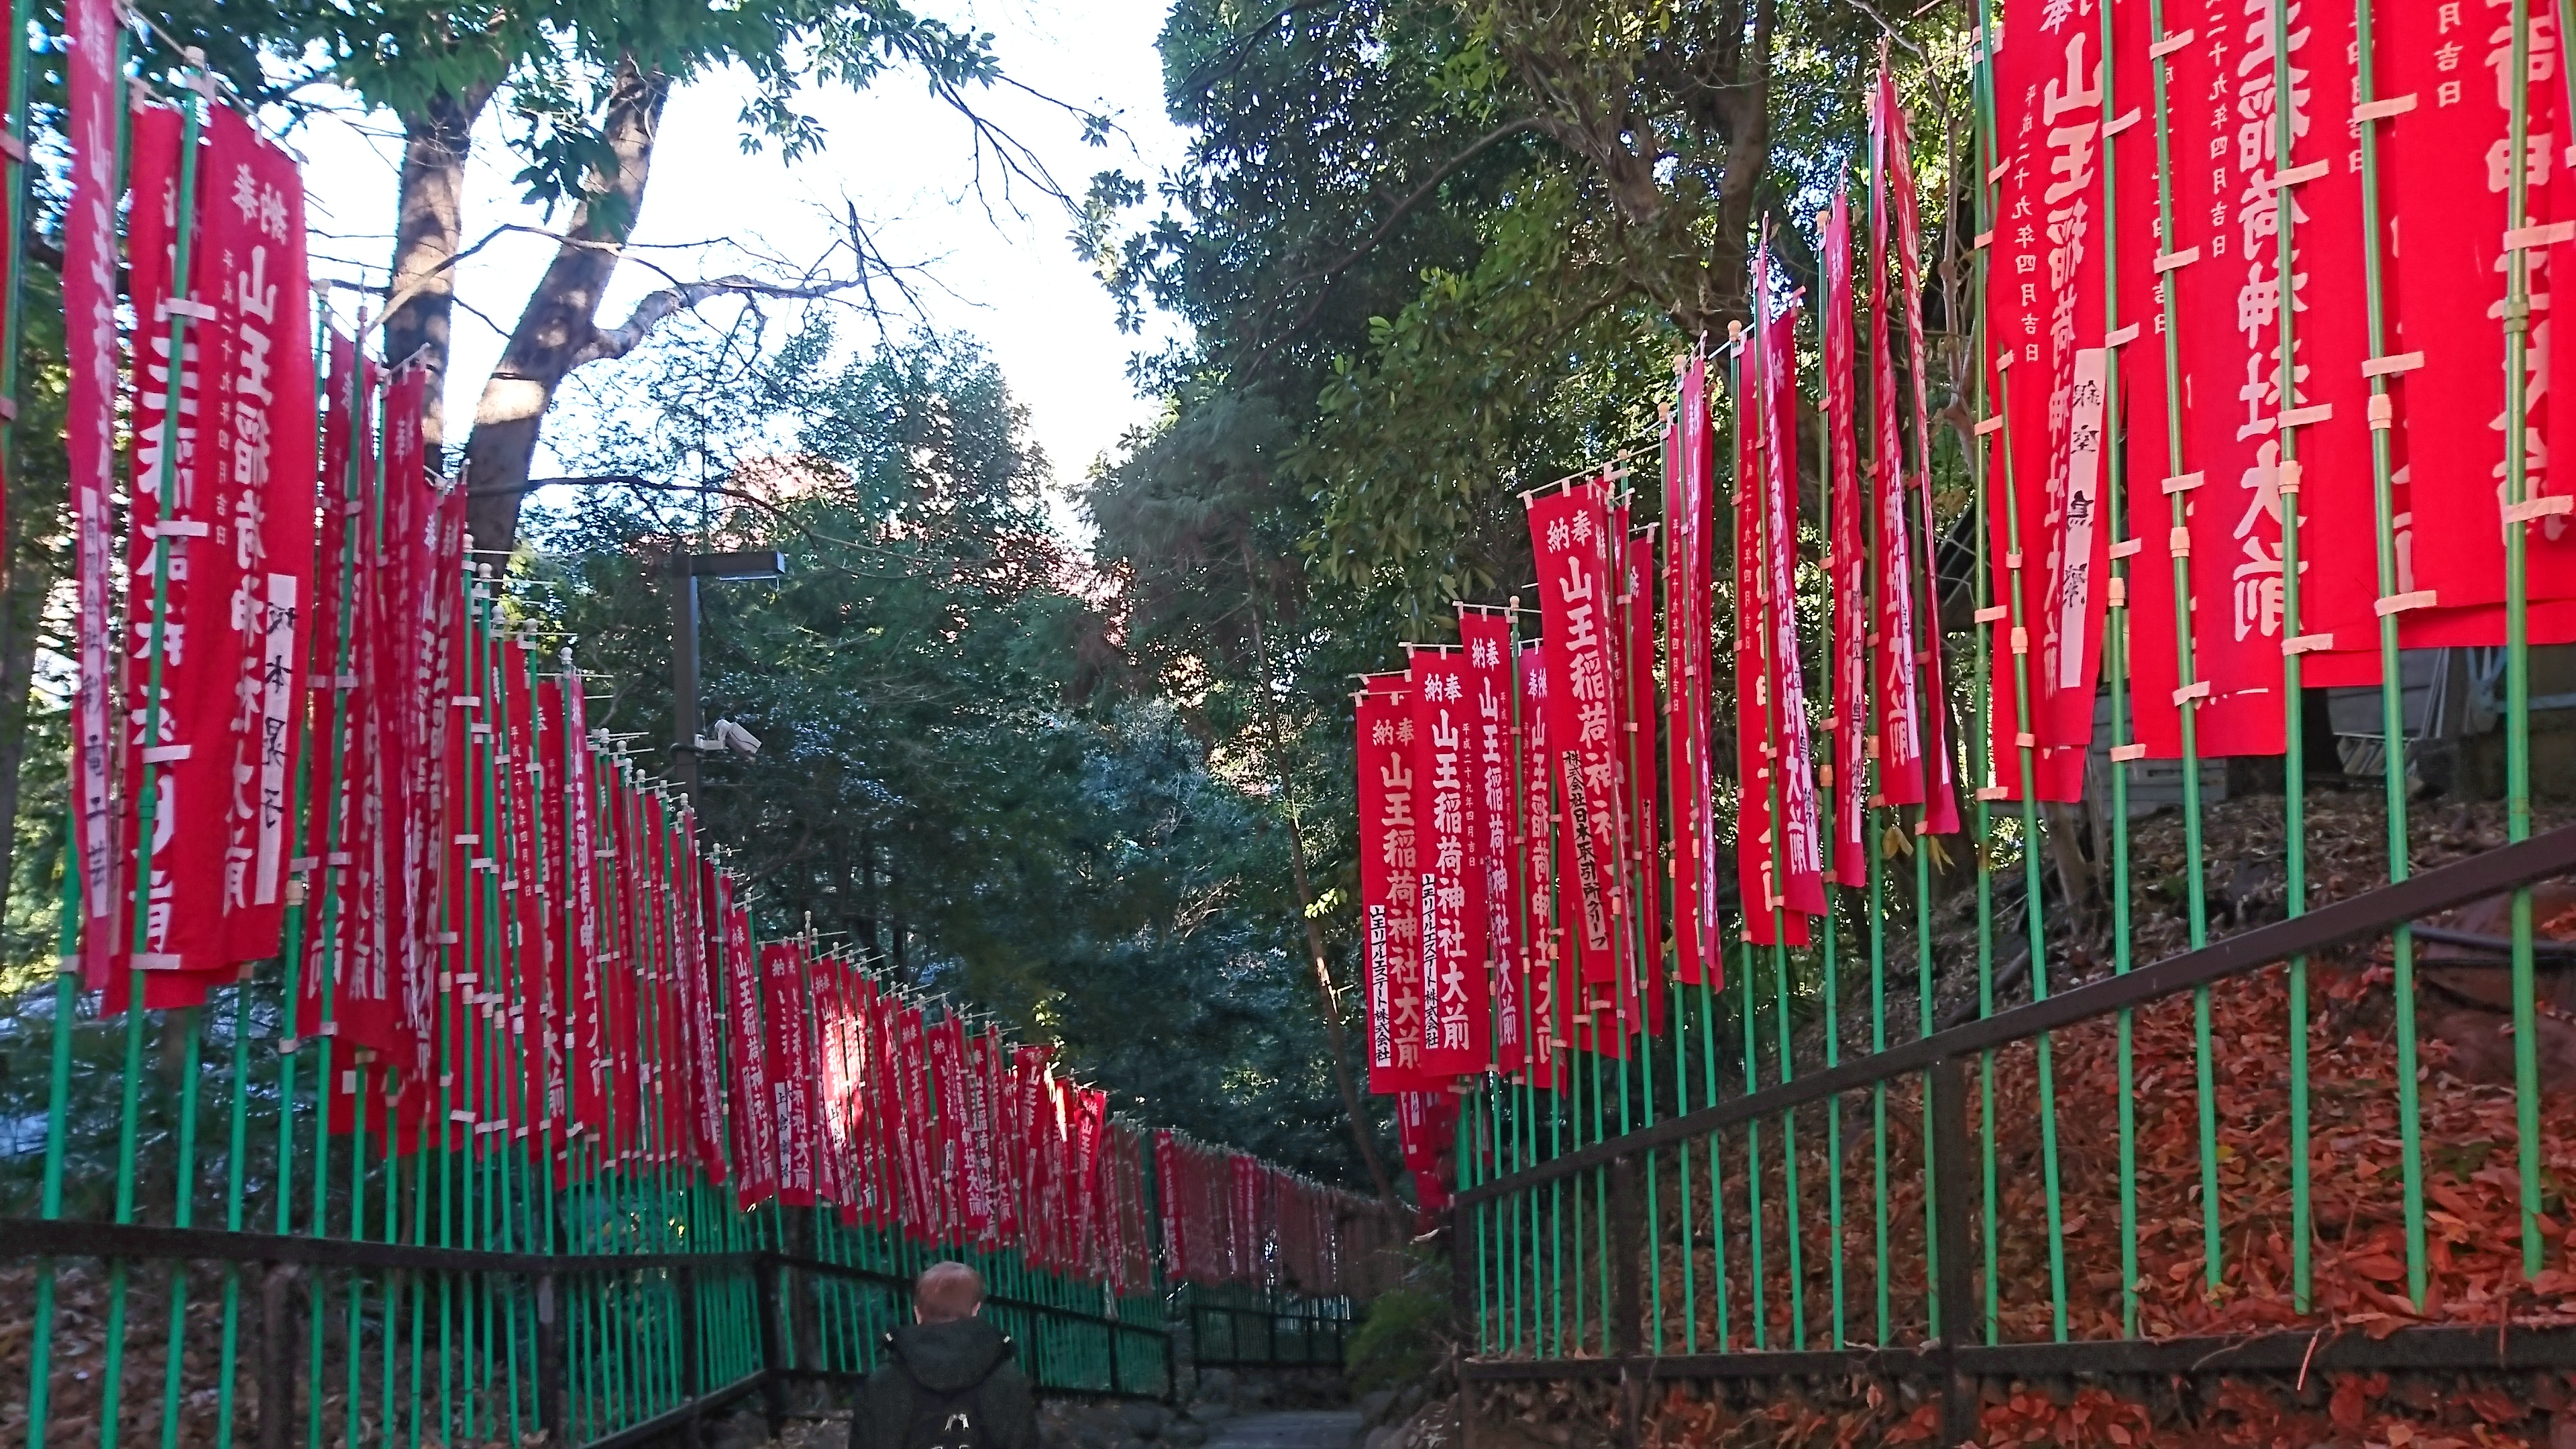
[914,1260,985,1324]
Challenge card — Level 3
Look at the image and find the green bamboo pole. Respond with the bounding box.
[2140,0,2224,1300]
[2094,0,2145,1341]
[2348,0,2430,1309]
[2499,0,2548,1281]
[103,65,207,1449]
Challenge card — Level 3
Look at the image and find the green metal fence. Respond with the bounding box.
[1179,1284,1354,1371]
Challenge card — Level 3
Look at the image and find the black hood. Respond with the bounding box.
[885,1317,1013,1393]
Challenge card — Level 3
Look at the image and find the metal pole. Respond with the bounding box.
[672,554,702,808]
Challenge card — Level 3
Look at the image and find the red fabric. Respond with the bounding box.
[1868,79,1931,818]
[1527,482,1624,989]
[203,105,319,967]
[1155,1130,1186,1280]
[1738,302,1820,947]
[979,1030,1014,1244]
[894,1004,939,1240]
[2383,0,2576,626]
[930,1015,971,1240]
[963,1029,1002,1245]
[113,101,280,1003]
[1615,519,1662,1038]
[1883,75,1963,833]
[1515,645,1567,1082]
[762,941,816,1203]
[1406,646,1486,1076]
[813,960,857,1216]
[1824,191,1870,888]
[1355,683,1430,1089]
[1459,610,1520,1071]
[1665,361,1719,987]
[1981,5,2109,798]
[66,0,121,990]
[2119,0,2293,759]
[719,879,775,1205]
[1076,1088,1108,1277]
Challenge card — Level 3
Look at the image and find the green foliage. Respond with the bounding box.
[1344,1259,1455,1392]
[522,317,1374,1181]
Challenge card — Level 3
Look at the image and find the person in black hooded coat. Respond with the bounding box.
[861,1261,1040,1449]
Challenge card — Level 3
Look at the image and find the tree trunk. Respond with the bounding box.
[381,83,496,467]
[1240,543,1402,1210]
[461,55,671,553]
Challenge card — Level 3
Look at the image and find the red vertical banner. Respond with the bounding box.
[1406,645,1487,1076]
[1757,292,1827,919]
[1155,1130,1185,1280]
[205,105,319,966]
[1868,73,1931,821]
[66,0,121,988]
[561,674,608,1162]
[1076,1089,1108,1278]
[1737,301,1819,949]
[2117,0,2297,759]
[1458,610,1520,1070]
[1527,481,1623,994]
[981,1031,1016,1246]
[1013,1044,1053,1257]
[1884,76,1963,834]
[761,942,815,1203]
[929,1015,971,1241]
[963,1029,1001,1245]
[117,103,225,1000]
[2383,0,2574,624]
[1355,682,1427,1089]
[1615,517,1662,1038]
[718,879,775,1205]
[1664,362,1719,988]
[894,1003,940,1240]
[1514,644,1568,1075]
[505,647,552,1145]
[1983,0,2110,797]
[812,961,856,1214]
[1823,191,1870,888]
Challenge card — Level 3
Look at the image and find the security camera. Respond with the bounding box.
[712,718,761,758]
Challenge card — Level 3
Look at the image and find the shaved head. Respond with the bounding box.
[915,1261,984,1323]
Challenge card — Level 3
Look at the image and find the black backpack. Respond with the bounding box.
[892,1335,1008,1449]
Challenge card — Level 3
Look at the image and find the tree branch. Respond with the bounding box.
[571,275,865,367]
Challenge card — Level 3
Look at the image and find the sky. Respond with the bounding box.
[286,0,1191,541]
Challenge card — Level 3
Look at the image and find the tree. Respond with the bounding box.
[518,317,1389,1183]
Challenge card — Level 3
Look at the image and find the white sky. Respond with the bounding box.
[286,0,1190,542]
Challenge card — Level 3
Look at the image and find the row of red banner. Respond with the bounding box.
[1357,7,2576,1088]
[57,0,1385,1292]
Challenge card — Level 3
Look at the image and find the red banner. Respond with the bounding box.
[1355,682,1428,1089]
[1527,481,1623,988]
[1515,645,1568,1075]
[66,0,121,990]
[718,880,775,1205]
[119,97,319,1002]
[762,941,815,1202]
[1458,610,1519,1071]
[1883,74,1962,834]
[1868,75,1931,820]
[1664,360,1719,987]
[1406,645,1486,1076]
[1615,517,1662,1037]
[1823,191,1869,888]
[1738,300,1823,945]
[2120,0,2286,759]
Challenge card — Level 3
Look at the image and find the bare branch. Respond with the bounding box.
[572,275,865,367]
